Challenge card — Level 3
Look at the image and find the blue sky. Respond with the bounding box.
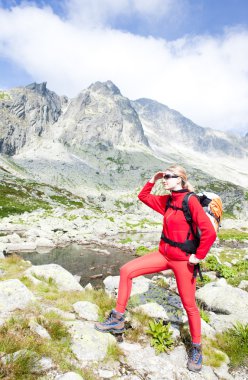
[0,0,248,133]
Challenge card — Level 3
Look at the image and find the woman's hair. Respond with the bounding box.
[166,164,194,192]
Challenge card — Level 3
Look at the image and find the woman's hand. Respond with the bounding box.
[149,171,165,183]
[189,255,201,265]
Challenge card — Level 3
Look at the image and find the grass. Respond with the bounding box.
[135,246,157,256]
[119,237,133,244]
[0,181,51,218]
[124,310,153,343]
[0,255,31,281]
[212,323,248,368]
[0,314,85,379]
[218,229,248,241]
[104,343,124,362]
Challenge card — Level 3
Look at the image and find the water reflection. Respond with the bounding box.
[20,243,137,287]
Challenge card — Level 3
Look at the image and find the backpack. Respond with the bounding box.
[161,191,223,279]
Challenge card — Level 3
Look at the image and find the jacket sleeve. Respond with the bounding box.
[138,182,168,215]
[188,195,217,260]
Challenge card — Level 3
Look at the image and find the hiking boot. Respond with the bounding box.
[94,310,125,334]
[187,343,202,372]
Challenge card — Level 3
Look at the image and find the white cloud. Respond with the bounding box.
[0,3,248,133]
[64,0,177,26]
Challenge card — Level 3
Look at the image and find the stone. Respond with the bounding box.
[25,264,84,291]
[31,357,55,374]
[66,321,116,363]
[73,301,99,321]
[0,279,36,312]
[35,237,55,248]
[208,311,248,332]
[29,320,51,339]
[56,372,85,380]
[238,280,248,290]
[6,242,37,252]
[213,363,234,380]
[196,281,248,315]
[134,303,169,321]
[201,318,216,338]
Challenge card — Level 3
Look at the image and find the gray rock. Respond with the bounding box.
[213,363,234,380]
[73,301,99,321]
[25,264,84,292]
[56,372,85,380]
[201,318,216,338]
[29,320,51,339]
[6,242,37,252]
[208,311,248,332]
[134,303,169,321]
[0,279,36,312]
[196,281,248,315]
[238,280,248,290]
[66,320,116,363]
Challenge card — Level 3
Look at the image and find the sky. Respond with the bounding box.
[0,0,248,135]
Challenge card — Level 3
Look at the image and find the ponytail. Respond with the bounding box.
[182,180,194,193]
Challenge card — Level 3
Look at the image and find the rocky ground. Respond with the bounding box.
[0,206,247,379]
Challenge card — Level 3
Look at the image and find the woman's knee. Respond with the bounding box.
[119,262,133,279]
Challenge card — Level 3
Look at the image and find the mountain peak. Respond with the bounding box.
[26,82,47,96]
[88,80,121,96]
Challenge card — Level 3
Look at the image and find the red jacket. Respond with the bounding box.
[138,182,216,260]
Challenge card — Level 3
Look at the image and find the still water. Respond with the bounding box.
[19,232,160,287]
[20,243,137,288]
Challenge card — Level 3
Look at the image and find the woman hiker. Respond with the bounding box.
[95,164,216,372]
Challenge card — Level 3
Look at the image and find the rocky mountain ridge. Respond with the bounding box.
[0,80,247,195]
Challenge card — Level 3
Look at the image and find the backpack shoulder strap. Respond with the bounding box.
[182,192,197,223]
[182,192,200,239]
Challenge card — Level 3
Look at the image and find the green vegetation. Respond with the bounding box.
[0,91,10,100]
[0,177,86,219]
[199,307,210,324]
[0,315,83,379]
[136,245,157,256]
[115,200,134,209]
[104,343,124,362]
[119,237,133,244]
[0,255,31,281]
[218,229,248,241]
[202,255,248,286]
[212,323,248,368]
[50,195,84,208]
[203,342,227,367]
[0,181,51,218]
[146,320,174,354]
[126,218,160,229]
[125,310,153,343]
[196,274,212,287]
[154,277,169,289]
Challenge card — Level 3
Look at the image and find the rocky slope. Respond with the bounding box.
[0,80,247,204]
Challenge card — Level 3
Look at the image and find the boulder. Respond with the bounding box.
[134,302,169,321]
[25,264,84,291]
[0,279,36,312]
[196,280,248,315]
[66,321,116,363]
[73,301,99,321]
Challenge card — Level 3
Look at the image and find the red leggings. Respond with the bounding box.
[115,251,201,343]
